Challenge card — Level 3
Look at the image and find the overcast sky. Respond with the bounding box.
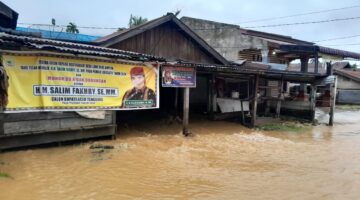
[4,0,360,53]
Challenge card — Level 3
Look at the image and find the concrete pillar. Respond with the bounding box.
[298,56,309,101]
[261,49,269,63]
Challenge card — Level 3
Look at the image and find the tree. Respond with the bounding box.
[128,14,148,28]
[66,22,79,34]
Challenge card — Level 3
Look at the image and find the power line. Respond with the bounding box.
[19,15,360,31]
[239,5,360,24]
[322,43,360,46]
[313,34,360,42]
[242,16,360,29]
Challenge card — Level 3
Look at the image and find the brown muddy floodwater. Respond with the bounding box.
[1,109,360,200]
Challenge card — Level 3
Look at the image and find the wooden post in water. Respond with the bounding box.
[329,76,338,126]
[0,113,4,135]
[275,79,284,118]
[240,100,245,125]
[310,85,317,125]
[207,75,213,115]
[183,87,190,136]
[251,75,259,127]
[212,74,217,114]
[174,88,179,116]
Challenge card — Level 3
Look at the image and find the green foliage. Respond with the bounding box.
[128,14,148,28]
[0,172,12,179]
[257,123,309,132]
[337,104,360,110]
[66,22,79,34]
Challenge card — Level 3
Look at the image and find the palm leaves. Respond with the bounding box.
[66,22,79,34]
[128,14,148,28]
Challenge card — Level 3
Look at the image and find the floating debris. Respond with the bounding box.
[89,143,114,150]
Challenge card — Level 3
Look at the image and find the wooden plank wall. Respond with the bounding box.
[111,23,222,65]
[3,111,114,135]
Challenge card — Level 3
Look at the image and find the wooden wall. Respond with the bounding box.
[0,111,116,149]
[110,22,222,65]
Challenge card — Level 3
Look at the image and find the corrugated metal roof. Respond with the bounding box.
[279,45,360,60]
[335,69,360,82]
[16,27,100,42]
[0,32,165,61]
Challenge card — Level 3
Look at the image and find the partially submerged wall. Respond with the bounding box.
[0,111,116,149]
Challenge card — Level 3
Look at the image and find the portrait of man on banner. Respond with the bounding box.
[122,66,156,108]
[162,68,174,85]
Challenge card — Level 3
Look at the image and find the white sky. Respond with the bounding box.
[4,0,360,54]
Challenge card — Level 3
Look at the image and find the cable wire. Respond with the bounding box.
[239,5,360,24]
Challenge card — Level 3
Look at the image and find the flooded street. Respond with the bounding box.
[1,110,360,200]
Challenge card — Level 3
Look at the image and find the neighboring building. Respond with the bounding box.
[0,1,18,29]
[180,16,313,64]
[289,61,360,104]
[334,63,360,104]
[16,27,100,43]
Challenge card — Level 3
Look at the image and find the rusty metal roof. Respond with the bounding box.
[279,45,360,60]
[334,69,360,82]
[0,32,165,61]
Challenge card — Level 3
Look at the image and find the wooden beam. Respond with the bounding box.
[310,85,317,125]
[174,88,179,116]
[329,76,338,126]
[111,111,117,139]
[207,75,213,114]
[251,75,259,127]
[183,87,190,135]
[275,79,284,118]
[314,53,319,73]
[240,100,245,125]
[0,113,4,135]
[212,74,217,114]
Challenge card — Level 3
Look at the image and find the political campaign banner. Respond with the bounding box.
[2,54,159,112]
[161,65,196,88]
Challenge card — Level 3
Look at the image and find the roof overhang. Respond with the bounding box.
[279,44,360,60]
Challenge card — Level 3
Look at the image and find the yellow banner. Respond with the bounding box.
[2,55,159,112]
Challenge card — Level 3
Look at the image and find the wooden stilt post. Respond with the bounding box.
[314,53,319,73]
[329,76,337,126]
[183,87,190,136]
[212,74,217,114]
[251,75,259,127]
[208,75,213,115]
[240,100,245,125]
[174,88,179,116]
[0,113,4,135]
[310,85,317,125]
[275,78,284,118]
